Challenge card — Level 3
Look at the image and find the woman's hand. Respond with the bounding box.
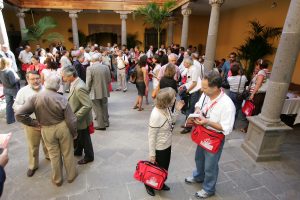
[175,100,185,111]
[149,156,156,163]
[145,87,149,95]
[249,94,254,101]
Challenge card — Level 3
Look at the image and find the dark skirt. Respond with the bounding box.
[136,81,146,96]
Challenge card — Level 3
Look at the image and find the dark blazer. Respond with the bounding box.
[160,77,178,93]
[0,69,18,96]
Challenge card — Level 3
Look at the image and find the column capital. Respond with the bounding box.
[167,16,176,24]
[115,11,131,20]
[181,4,192,16]
[209,0,225,6]
[64,10,82,18]
[16,9,29,18]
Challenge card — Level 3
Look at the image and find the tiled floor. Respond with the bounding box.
[0,83,299,200]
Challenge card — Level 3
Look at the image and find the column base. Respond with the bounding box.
[242,115,292,162]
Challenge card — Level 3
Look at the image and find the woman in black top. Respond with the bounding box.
[159,63,178,93]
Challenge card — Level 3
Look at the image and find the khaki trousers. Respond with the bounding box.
[24,125,49,170]
[41,121,77,184]
[117,69,127,90]
[92,98,109,129]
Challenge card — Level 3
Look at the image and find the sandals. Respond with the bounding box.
[133,105,138,109]
[138,108,144,111]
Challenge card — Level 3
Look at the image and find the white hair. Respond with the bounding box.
[168,53,178,60]
[183,56,193,65]
[44,74,61,91]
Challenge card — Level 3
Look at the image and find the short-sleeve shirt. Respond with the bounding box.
[195,92,236,135]
[18,50,33,64]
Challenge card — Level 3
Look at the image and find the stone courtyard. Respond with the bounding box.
[0,83,300,200]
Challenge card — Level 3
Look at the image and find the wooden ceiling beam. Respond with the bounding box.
[6,0,187,11]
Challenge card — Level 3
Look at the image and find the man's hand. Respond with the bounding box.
[149,156,156,164]
[194,108,202,114]
[193,117,209,126]
[0,149,9,168]
[73,134,78,140]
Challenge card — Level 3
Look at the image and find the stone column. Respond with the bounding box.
[167,17,175,46]
[242,0,300,161]
[203,0,224,71]
[66,10,82,48]
[16,9,29,40]
[180,4,191,49]
[116,11,131,46]
[0,2,9,46]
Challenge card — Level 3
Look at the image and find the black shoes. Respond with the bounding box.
[181,128,191,134]
[95,127,106,131]
[145,185,155,196]
[161,184,170,191]
[78,158,94,165]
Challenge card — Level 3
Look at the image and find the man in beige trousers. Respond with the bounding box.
[13,71,49,177]
[16,74,78,186]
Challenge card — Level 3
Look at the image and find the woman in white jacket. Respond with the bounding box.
[146,87,184,196]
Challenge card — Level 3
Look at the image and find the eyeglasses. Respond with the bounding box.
[29,78,40,81]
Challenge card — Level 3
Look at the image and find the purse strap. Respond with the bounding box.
[237,75,242,94]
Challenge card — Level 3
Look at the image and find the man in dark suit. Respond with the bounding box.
[62,66,94,165]
[86,54,111,130]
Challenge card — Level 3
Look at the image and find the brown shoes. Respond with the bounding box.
[52,179,63,187]
[68,173,78,184]
[27,168,38,177]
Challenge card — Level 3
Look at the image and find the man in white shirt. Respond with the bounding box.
[179,57,201,134]
[116,50,128,92]
[18,45,33,74]
[184,70,235,199]
[158,53,181,81]
[79,47,91,66]
[146,45,154,58]
[1,44,18,73]
[13,71,49,177]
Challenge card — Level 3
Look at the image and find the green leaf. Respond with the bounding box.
[42,32,64,43]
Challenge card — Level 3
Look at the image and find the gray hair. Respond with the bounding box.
[62,65,78,78]
[168,53,178,60]
[183,56,193,65]
[155,87,176,109]
[44,74,61,91]
[91,53,102,62]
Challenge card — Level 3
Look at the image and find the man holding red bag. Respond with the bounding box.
[185,71,235,199]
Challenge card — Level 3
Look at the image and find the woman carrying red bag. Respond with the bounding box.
[146,87,184,196]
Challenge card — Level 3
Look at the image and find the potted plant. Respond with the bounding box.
[23,16,64,44]
[236,20,282,78]
[134,1,176,49]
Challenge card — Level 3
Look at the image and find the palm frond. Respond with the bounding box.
[36,16,57,34]
[42,32,64,43]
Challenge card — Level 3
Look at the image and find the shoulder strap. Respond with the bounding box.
[237,75,242,93]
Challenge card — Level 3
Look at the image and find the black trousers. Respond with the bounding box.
[155,146,172,171]
[74,128,94,160]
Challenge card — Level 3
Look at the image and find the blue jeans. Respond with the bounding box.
[228,91,243,122]
[192,140,225,195]
[5,94,15,124]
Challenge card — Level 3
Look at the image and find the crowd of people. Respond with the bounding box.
[0,41,271,198]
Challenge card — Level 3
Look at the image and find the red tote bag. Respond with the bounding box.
[242,100,255,116]
[134,160,168,190]
[191,125,225,154]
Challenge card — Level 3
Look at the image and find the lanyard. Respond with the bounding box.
[202,91,224,116]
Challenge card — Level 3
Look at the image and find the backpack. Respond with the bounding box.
[129,67,137,84]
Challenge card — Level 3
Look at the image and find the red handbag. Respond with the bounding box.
[242,100,255,116]
[88,122,95,134]
[191,125,225,154]
[134,160,168,190]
